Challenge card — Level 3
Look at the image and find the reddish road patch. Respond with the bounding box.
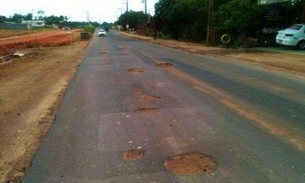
[136,108,159,113]
[123,150,144,161]
[127,68,145,73]
[156,62,173,68]
[133,89,161,102]
[164,153,216,175]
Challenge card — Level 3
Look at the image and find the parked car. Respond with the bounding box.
[276,24,305,50]
[98,29,107,37]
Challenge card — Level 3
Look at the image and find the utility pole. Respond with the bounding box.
[206,0,214,44]
[301,0,305,23]
[142,0,147,14]
[87,11,91,24]
[126,0,129,12]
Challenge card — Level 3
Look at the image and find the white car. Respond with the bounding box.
[276,24,305,50]
[98,29,107,37]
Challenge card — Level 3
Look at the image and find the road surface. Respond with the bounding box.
[22,32,305,183]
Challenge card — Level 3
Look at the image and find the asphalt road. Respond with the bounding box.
[23,32,305,183]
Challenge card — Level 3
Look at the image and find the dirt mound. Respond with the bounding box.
[0,30,82,55]
[123,150,144,161]
[164,153,216,175]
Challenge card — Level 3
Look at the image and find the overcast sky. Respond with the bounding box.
[1,0,158,23]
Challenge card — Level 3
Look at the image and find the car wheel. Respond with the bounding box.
[297,40,305,50]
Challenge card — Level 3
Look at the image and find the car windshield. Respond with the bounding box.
[287,24,303,30]
[99,29,105,32]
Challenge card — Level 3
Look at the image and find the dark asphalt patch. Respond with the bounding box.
[123,150,144,161]
[156,62,173,68]
[136,108,159,113]
[164,153,216,176]
[127,68,145,73]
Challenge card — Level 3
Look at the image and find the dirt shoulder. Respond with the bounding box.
[0,40,89,182]
[118,31,305,76]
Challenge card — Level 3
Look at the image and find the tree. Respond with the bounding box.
[37,10,45,20]
[214,0,260,36]
[24,13,33,20]
[11,13,24,23]
[0,15,6,22]
[116,11,148,30]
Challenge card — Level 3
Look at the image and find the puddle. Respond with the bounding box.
[156,62,173,68]
[127,68,145,73]
[123,150,144,161]
[164,153,216,175]
[136,108,159,113]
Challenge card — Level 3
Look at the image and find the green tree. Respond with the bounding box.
[11,13,24,23]
[0,15,6,22]
[37,10,45,20]
[116,11,148,29]
[214,0,260,36]
[24,13,33,20]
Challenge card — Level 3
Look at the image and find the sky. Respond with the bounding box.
[1,0,158,23]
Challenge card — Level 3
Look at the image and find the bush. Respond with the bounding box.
[157,31,170,39]
[84,25,95,33]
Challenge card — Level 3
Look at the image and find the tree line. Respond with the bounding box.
[116,0,304,43]
[0,12,114,30]
[0,13,68,25]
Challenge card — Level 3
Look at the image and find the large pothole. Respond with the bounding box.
[123,150,144,161]
[164,153,216,175]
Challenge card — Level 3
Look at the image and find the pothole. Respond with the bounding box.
[123,150,144,161]
[136,108,159,113]
[133,89,161,102]
[164,153,216,175]
[156,62,173,68]
[127,68,145,73]
[139,95,161,102]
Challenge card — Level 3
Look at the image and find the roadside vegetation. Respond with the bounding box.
[116,0,304,45]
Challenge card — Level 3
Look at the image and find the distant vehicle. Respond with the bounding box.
[103,27,109,32]
[98,29,107,37]
[276,24,305,50]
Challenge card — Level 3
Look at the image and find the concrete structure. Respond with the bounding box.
[21,20,45,29]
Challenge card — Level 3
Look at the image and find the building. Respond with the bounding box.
[21,20,45,29]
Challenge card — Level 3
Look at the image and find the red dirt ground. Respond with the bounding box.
[0,29,83,55]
